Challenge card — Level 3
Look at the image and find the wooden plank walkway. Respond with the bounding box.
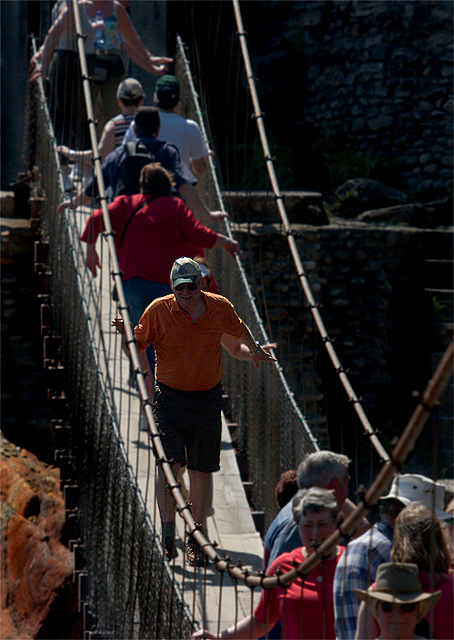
[74,204,264,632]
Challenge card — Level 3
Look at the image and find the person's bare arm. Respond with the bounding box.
[57,145,93,167]
[120,39,170,74]
[221,334,277,361]
[178,183,228,221]
[56,119,117,167]
[30,4,73,81]
[212,233,239,258]
[190,156,208,176]
[57,189,91,215]
[96,119,117,159]
[190,150,215,176]
[232,325,277,369]
[115,1,172,74]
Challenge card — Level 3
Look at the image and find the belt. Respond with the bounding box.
[95,49,120,57]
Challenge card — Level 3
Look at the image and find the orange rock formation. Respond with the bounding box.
[1,435,74,639]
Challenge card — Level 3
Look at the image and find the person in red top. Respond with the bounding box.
[113,257,275,566]
[80,163,237,421]
[191,487,345,639]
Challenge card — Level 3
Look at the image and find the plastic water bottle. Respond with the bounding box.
[93,10,105,49]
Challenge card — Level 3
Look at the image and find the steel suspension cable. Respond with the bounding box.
[231,0,390,464]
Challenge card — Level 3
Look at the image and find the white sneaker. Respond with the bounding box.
[139,414,148,432]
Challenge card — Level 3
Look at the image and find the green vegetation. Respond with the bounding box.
[227,135,298,192]
[311,132,398,193]
[331,188,356,214]
[224,129,402,206]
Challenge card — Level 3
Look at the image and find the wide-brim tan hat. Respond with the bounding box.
[355,563,442,607]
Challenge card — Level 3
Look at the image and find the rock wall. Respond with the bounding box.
[237,220,452,468]
[1,205,55,463]
[249,0,453,196]
[175,0,453,200]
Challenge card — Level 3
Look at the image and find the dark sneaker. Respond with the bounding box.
[186,538,206,567]
[162,535,177,561]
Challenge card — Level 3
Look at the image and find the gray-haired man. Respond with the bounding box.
[263,451,369,570]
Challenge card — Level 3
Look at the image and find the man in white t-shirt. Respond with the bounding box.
[123,74,210,184]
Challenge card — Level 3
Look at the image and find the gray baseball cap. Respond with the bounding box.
[117,77,144,100]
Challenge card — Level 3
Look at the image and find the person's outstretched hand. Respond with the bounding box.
[29,62,45,83]
[209,210,229,220]
[112,317,126,334]
[262,343,278,354]
[56,145,71,158]
[223,239,240,258]
[57,200,71,215]
[251,344,277,369]
[148,56,173,75]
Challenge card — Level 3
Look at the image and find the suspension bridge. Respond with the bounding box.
[8,0,453,638]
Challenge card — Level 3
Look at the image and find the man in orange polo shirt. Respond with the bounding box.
[113,257,275,566]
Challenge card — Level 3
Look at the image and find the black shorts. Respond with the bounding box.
[152,381,222,473]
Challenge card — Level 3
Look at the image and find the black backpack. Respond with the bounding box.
[114,140,160,197]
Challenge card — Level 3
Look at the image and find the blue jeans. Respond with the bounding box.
[122,277,172,371]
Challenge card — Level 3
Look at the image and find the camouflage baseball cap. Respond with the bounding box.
[171,257,202,288]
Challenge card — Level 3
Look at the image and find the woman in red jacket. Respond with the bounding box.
[192,487,345,640]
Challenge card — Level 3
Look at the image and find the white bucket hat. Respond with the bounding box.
[381,473,451,521]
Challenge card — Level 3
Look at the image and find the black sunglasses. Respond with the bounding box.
[174,282,198,292]
[379,602,417,613]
